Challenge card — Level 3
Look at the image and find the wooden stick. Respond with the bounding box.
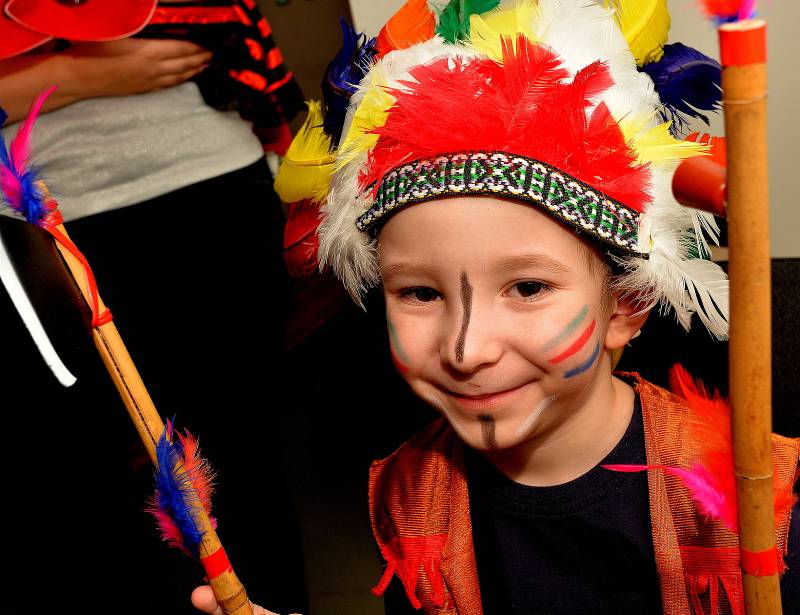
[721,19,782,615]
[50,218,254,615]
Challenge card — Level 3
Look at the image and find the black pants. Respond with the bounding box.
[1,160,308,614]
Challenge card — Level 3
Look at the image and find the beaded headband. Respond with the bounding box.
[356,151,644,255]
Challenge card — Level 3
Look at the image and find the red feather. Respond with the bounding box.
[698,1,756,21]
[362,35,650,211]
[669,364,797,531]
[175,429,216,519]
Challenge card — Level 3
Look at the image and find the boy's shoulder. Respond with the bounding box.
[369,416,461,520]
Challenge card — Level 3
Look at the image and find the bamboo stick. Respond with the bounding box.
[721,19,782,615]
[49,216,254,615]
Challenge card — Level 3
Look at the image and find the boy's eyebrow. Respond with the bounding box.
[494,254,571,274]
[381,261,437,280]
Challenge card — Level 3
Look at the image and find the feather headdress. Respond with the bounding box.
[313,0,728,338]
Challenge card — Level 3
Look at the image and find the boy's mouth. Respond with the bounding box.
[444,385,526,411]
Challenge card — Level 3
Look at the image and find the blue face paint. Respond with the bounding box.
[563,341,601,378]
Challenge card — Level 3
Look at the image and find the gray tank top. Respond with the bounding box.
[1,81,263,222]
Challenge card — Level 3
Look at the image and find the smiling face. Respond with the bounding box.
[380,196,643,458]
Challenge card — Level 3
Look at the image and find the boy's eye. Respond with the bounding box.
[508,281,550,299]
[400,287,442,303]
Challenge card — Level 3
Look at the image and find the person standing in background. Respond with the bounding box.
[0,3,308,612]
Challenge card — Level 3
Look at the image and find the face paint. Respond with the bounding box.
[514,395,558,437]
[541,305,589,352]
[386,316,411,373]
[548,319,596,364]
[455,271,473,363]
[563,341,601,378]
[477,414,498,449]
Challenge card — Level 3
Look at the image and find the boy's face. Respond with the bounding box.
[379,196,628,454]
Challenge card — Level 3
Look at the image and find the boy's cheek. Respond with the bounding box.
[386,315,419,375]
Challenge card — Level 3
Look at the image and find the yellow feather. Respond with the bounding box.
[620,114,708,165]
[336,73,395,172]
[274,100,335,204]
[606,0,670,66]
[468,3,538,59]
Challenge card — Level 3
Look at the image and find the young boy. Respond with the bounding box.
[194,1,798,613]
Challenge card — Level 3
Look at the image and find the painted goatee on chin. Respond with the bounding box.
[477,414,498,449]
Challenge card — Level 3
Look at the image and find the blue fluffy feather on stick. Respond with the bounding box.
[641,43,722,136]
[147,419,217,559]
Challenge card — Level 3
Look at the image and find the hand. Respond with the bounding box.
[191,585,302,615]
[64,38,212,98]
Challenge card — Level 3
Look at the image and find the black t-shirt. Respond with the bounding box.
[383,398,800,614]
[466,397,662,614]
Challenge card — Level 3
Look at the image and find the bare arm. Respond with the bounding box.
[0,39,212,123]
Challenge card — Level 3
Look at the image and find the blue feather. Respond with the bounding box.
[0,107,7,127]
[153,425,206,558]
[322,17,377,145]
[641,43,722,137]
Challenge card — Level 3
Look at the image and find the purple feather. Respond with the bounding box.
[322,17,377,145]
[641,43,721,136]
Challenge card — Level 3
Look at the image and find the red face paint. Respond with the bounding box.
[387,317,410,373]
[549,319,596,364]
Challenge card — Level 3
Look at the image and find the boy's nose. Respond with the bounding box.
[441,297,503,374]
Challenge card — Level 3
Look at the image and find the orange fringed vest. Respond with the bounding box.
[368,376,799,615]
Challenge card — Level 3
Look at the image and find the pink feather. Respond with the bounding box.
[0,86,56,223]
[603,462,737,530]
[666,463,737,531]
[9,86,54,172]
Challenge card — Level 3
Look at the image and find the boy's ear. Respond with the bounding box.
[604,293,650,350]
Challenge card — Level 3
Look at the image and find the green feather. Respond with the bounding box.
[435,0,500,43]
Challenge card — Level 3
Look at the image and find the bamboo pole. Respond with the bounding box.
[720,19,782,615]
[49,214,253,615]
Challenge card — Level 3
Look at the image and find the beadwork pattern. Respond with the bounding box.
[356,152,644,254]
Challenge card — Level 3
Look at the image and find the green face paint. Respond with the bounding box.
[387,315,412,370]
[541,304,589,352]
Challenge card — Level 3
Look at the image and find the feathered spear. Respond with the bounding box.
[696,2,780,613]
[0,90,254,615]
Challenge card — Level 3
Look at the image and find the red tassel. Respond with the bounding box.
[371,535,448,609]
